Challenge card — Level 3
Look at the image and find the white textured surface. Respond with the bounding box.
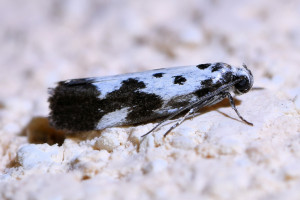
[0,0,300,200]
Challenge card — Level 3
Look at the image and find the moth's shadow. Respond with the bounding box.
[21,117,104,145]
[20,117,66,146]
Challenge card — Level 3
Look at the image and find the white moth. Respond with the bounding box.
[48,62,254,137]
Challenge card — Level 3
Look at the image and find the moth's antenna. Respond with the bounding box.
[242,63,248,69]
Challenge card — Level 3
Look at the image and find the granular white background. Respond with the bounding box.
[0,1,300,199]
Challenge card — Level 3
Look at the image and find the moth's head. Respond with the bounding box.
[233,64,254,95]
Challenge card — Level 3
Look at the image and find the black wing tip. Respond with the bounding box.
[48,79,102,132]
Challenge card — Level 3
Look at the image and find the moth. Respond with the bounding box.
[48,62,254,137]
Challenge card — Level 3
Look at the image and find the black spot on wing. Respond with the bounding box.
[196,63,211,70]
[101,78,163,122]
[201,79,213,87]
[173,75,186,85]
[126,92,163,123]
[153,73,165,78]
[192,80,215,98]
[194,81,223,98]
[194,88,211,98]
[211,63,223,72]
[223,71,233,82]
[98,78,146,112]
[118,78,146,91]
[103,78,163,124]
[167,97,190,109]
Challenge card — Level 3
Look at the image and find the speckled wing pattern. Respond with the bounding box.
[48,62,253,133]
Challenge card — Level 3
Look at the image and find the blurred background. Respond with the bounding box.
[0,0,299,133]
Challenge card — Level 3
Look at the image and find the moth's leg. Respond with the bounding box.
[188,111,200,119]
[188,98,216,119]
[142,101,207,138]
[163,99,216,136]
[189,106,201,118]
[163,108,196,137]
[226,93,253,126]
[141,106,191,138]
[142,81,243,138]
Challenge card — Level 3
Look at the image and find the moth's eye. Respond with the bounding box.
[235,79,249,93]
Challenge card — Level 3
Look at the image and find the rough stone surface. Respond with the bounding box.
[1,1,300,199]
